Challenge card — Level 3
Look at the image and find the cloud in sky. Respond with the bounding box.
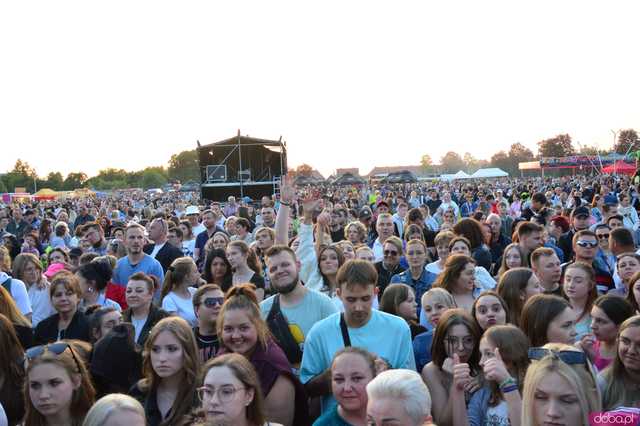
[1,0,638,178]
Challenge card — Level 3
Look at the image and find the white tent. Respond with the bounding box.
[439,170,472,180]
[452,170,472,179]
[471,168,509,178]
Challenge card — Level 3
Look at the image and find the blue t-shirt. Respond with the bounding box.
[300,310,415,413]
[113,254,165,289]
[313,404,353,426]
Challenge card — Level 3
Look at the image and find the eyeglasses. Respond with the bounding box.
[445,336,475,349]
[528,347,586,365]
[25,343,83,373]
[406,250,425,256]
[383,250,399,256]
[597,234,610,240]
[576,240,598,248]
[197,385,246,403]
[203,297,225,308]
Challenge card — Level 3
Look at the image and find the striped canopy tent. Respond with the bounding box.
[34,188,59,200]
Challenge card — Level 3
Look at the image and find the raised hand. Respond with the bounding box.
[279,176,296,205]
[482,347,511,384]
[451,353,471,391]
[301,195,321,220]
[577,333,597,360]
[316,210,331,227]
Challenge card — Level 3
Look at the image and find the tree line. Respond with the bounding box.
[3,130,639,192]
[0,149,200,193]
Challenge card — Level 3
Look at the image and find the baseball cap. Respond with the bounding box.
[359,207,372,219]
[571,205,590,218]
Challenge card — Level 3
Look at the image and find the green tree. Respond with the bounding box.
[0,178,6,193]
[537,134,574,157]
[295,164,313,177]
[168,150,200,183]
[490,151,511,172]
[44,172,64,190]
[578,145,609,156]
[440,152,465,173]
[141,169,167,189]
[5,159,38,192]
[614,129,640,154]
[508,143,535,162]
[63,172,88,190]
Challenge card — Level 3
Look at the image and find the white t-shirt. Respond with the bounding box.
[182,239,196,259]
[131,316,147,342]
[162,287,197,326]
[0,273,32,317]
[28,283,55,327]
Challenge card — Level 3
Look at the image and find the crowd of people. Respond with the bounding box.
[1,173,640,426]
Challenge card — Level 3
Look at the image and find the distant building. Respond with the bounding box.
[366,165,428,179]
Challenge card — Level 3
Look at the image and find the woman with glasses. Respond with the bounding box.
[414,288,457,373]
[521,294,577,347]
[24,341,96,426]
[217,284,308,426]
[452,324,530,426]
[600,315,640,410]
[186,353,281,426]
[0,313,26,426]
[579,294,634,371]
[313,347,377,426]
[496,267,541,328]
[192,284,225,363]
[422,309,481,426]
[129,316,200,426]
[201,249,233,290]
[34,271,91,345]
[122,272,169,347]
[522,343,601,426]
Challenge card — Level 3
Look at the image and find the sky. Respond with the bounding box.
[1,1,639,179]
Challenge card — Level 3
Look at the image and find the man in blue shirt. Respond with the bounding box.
[300,259,415,413]
[113,224,164,299]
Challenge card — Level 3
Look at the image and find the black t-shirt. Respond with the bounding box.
[194,327,219,363]
[330,228,345,243]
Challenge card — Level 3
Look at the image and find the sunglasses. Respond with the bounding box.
[26,342,82,373]
[597,234,610,239]
[203,297,225,308]
[383,250,399,256]
[528,347,586,365]
[576,240,598,248]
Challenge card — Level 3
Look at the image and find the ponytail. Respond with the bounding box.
[161,257,196,301]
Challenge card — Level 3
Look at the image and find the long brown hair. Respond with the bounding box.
[453,218,486,250]
[520,294,570,347]
[483,325,530,406]
[497,267,534,327]
[0,313,26,423]
[430,308,481,371]
[140,316,201,426]
[23,343,96,426]
[160,257,197,301]
[563,262,598,322]
[601,315,640,410]
[227,240,262,275]
[12,253,45,286]
[0,285,30,327]
[433,254,476,294]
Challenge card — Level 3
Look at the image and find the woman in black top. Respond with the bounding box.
[34,271,90,345]
[226,240,265,301]
[121,271,169,347]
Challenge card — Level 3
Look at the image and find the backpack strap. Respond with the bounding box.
[340,313,351,347]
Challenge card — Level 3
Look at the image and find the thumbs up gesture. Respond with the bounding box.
[451,353,471,391]
[483,347,510,384]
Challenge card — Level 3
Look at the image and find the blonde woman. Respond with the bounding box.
[522,343,601,426]
[82,394,145,426]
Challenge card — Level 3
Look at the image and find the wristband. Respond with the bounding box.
[280,201,291,207]
[499,377,516,390]
[501,384,519,394]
